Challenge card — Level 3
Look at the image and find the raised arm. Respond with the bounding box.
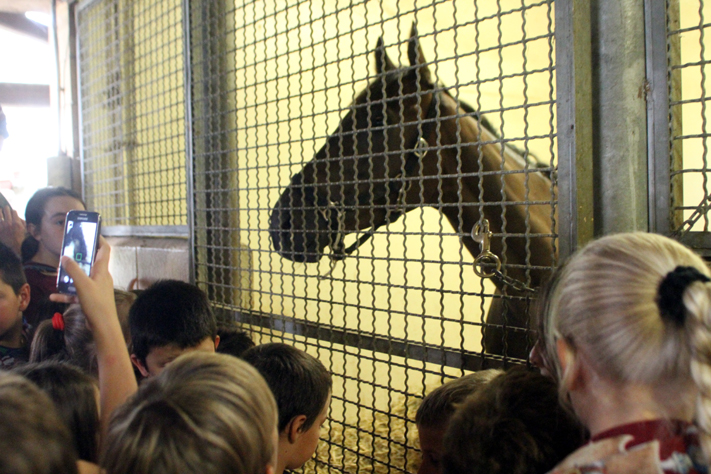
[50,236,137,438]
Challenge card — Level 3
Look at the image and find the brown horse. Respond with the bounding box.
[269,26,556,359]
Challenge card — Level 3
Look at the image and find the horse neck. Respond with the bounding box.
[429,93,556,288]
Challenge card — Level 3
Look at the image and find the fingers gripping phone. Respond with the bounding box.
[56,210,101,294]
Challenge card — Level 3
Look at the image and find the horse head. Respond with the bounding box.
[269,25,438,263]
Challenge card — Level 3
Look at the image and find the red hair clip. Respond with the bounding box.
[52,312,65,331]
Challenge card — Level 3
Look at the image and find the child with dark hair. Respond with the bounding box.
[14,361,100,464]
[0,371,79,474]
[441,367,586,474]
[0,242,31,369]
[415,370,501,474]
[242,342,332,474]
[129,279,219,378]
[216,322,255,358]
[22,186,86,327]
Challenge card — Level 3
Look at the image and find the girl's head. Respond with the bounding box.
[13,361,100,463]
[22,187,85,263]
[30,291,134,377]
[541,233,711,450]
[102,352,278,474]
[30,305,98,376]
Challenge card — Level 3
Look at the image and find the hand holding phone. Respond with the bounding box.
[56,210,101,294]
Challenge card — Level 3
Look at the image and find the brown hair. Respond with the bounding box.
[0,371,79,474]
[102,352,277,474]
[30,289,134,377]
[442,367,585,474]
[416,370,501,429]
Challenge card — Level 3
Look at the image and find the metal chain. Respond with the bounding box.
[472,218,538,294]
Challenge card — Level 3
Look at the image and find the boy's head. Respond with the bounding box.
[441,367,586,474]
[129,280,218,377]
[216,323,255,358]
[242,343,332,473]
[0,243,30,342]
[102,352,278,474]
[415,369,501,474]
[0,371,79,474]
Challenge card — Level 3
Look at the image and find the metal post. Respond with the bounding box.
[591,0,649,235]
[556,0,594,260]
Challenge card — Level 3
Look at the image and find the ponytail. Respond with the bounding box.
[29,319,68,364]
[685,279,711,464]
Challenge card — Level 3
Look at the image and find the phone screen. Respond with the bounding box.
[56,210,101,294]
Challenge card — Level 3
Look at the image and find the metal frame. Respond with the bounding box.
[556,0,594,260]
[645,0,672,236]
[181,0,196,283]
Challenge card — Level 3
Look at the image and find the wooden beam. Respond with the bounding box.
[0,83,50,106]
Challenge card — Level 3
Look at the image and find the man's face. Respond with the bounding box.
[417,423,446,474]
[132,336,218,378]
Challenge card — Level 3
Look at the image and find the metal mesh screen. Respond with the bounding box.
[77,0,187,226]
[668,0,711,236]
[188,1,557,473]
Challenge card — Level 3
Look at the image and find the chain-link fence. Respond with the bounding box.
[77,1,559,473]
[186,1,557,473]
[77,0,187,228]
[656,0,711,255]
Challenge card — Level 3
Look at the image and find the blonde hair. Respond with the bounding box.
[101,352,278,474]
[543,232,711,459]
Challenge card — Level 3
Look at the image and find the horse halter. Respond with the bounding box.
[315,90,442,263]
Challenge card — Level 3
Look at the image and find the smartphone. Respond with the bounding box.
[56,210,101,294]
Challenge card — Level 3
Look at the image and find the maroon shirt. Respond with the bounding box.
[549,419,706,474]
[23,262,67,328]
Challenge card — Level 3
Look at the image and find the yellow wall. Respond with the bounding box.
[235,0,556,355]
[678,0,711,231]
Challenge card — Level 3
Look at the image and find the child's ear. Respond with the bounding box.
[18,283,30,312]
[26,222,41,241]
[556,338,585,392]
[286,415,308,443]
[130,354,151,378]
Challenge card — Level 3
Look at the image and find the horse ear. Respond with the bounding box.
[375,37,396,75]
[408,24,432,83]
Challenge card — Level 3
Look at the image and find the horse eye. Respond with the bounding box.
[370,114,384,128]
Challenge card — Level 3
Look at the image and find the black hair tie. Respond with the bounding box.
[657,266,710,326]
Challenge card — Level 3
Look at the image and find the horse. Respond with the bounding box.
[268,25,556,360]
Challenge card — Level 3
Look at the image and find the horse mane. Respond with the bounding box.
[444,90,549,172]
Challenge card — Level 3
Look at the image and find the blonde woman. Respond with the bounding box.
[537,233,710,474]
[101,351,278,474]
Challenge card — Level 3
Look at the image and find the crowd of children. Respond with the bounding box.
[0,186,710,474]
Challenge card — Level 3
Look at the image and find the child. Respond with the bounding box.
[415,370,501,474]
[441,367,585,474]
[30,289,135,377]
[216,322,255,358]
[129,279,220,377]
[0,242,31,369]
[536,233,711,473]
[0,370,79,474]
[101,351,278,474]
[243,343,332,474]
[22,187,86,327]
[15,361,100,463]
